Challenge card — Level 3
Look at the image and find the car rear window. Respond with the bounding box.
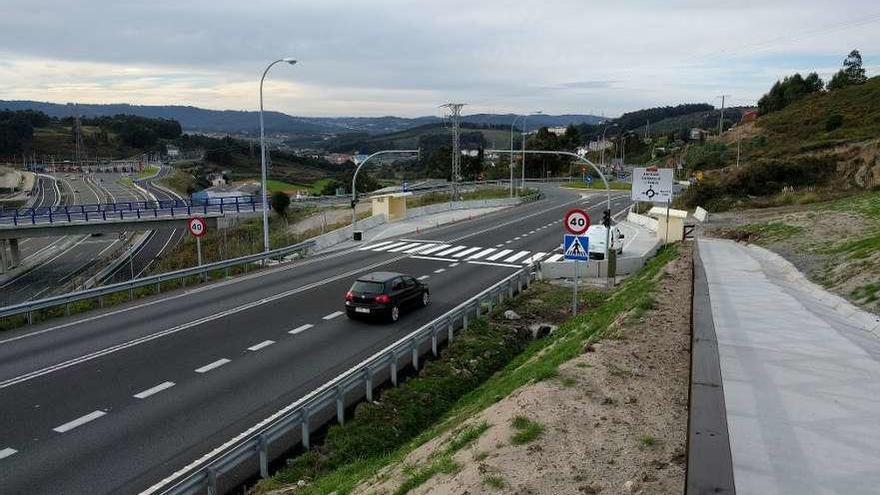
[351,281,385,294]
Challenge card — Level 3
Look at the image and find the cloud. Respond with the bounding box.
[0,0,879,116]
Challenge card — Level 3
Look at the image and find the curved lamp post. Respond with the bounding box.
[350,149,420,233]
[258,57,296,254]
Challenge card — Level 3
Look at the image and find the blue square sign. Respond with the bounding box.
[563,234,589,262]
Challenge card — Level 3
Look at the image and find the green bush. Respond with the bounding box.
[825,114,844,132]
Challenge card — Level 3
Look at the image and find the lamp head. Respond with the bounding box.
[282,58,297,65]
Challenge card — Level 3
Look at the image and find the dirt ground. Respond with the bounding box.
[350,247,693,495]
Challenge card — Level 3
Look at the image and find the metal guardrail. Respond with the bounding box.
[145,264,537,495]
[0,239,315,322]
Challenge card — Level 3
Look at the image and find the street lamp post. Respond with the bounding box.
[600,123,617,171]
[350,149,420,233]
[258,57,297,255]
[520,111,541,193]
[508,115,523,197]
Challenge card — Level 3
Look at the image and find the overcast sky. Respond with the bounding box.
[1,0,879,117]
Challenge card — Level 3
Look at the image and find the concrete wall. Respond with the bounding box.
[626,212,658,232]
[407,197,522,218]
[540,237,662,279]
[311,214,387,250]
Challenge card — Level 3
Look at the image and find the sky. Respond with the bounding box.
[1,0,879,118]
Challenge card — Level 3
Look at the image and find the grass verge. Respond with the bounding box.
[255,244,679,494]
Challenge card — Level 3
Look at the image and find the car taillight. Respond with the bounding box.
[375,294,391,304]
[345,291,353,301]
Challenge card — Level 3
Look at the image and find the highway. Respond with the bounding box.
[0,184,632,495]
[0,172,150,304]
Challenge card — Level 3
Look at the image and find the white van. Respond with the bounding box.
[585,224,624,260]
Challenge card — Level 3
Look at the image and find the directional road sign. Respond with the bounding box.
[563,208,590,235]
[631,166,673,203]
[188,216,207,238]
[563,234,589,262]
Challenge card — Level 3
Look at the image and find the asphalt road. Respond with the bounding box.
[0,172,148,304]
[11,174,63,262]
[0,184,632,494]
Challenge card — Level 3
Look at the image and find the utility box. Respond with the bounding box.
[648,206,688,243]
[352,231,363,241]
[371,192,411,222]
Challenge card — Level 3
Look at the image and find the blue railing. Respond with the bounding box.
[0,196,262,226]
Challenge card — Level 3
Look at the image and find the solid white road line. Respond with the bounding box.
[546,254,564,263]
[434,245,467,256]
[523,252,548,264]
[358,241,395,250]
[53,410,106,433]
[486,249,513,261]
[452,247,482,258]
[467,248,496,260]
[417,275,430,280]
[415,244,452,255]
[467,260,522,268]
[387,242,423,253]
[289,323,314,335]
[410,255,457,263]
[194,359,231,374]
[503,251,531,263]
[323,311,344,320]
[0,447,18,460]
[370,241,408,251]
[134,381,175,399]
[433,268,446,274]
[247,340,275,351]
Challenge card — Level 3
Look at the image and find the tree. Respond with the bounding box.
[827,49,867,90]
[270,191,290,217]
[757,72,824,114]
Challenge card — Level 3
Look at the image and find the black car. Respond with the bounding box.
[345,271,430,322]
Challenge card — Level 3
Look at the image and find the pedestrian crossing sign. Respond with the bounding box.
[563,234,589,262]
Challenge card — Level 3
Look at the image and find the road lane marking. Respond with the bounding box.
[387,242,423,253]
[417,275,430,280]
[529,230,535,234]
[289,324,314,335]
[434,245,467,256]
[514,236,521,240]
[0,447,17,460]
[546,254,564,262]
[452,247,481,258]
[323,311,344,320]
[195,359,231,374]
[403,244,434,253]
[414,243,452,255]
[370,242,407,251]
[467,260,522,268]
[448,262,459,267]
[467,248,496,260]
[523,252,548,264]
[134,381,175,399]
[53,410,106,433]
[503,251,530,263]
[486,249,513,261]
[495,243,504,247]
[358,241,395,250]
[410,255,457,263]
[433,268,446,274]
[247,340,275,351]
[504,240,512,244]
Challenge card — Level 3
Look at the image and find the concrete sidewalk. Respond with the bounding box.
[699,238,880,495]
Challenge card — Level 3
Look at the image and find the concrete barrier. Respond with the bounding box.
[626,211,658,232]
[540,221,662,279]
[310,214,387,250]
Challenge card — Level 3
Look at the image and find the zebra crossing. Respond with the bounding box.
[359,239,566,266]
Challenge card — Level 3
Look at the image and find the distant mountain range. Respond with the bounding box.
[0,100,604,136]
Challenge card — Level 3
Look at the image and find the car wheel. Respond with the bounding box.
[421,291,430,307]
[389,305,400,323]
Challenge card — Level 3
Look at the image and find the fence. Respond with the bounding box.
[144,264,538,495]
[0,239,315,322]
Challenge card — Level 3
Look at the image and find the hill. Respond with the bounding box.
[0,100,602,137]
[321,123,513,153]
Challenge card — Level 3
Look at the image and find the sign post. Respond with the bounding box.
[563,208,590,316]
[188,216,207,269]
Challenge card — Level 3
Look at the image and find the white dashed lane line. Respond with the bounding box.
[247,340,275,351]
[448,262,459,267]
[323,311,344,320]
[0,447,18,460]
[433,268,446,274]
[495,243,504,248]
[133,381,175,399]
[417,275,430,280]
[504,240,512,244]
[195,358,231,374]
[53,410,106,433]
[289,324,314,335]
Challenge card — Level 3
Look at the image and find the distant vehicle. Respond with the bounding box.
[345,271,429,322]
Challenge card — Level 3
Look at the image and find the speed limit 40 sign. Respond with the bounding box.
[563,208,590,235]
[188,216,207,238]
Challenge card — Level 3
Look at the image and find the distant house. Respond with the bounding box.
[547,126,568,136]
[324,153,354,165]
[191,182,261,205]
[740,110,759,123]
[165,145,180,159]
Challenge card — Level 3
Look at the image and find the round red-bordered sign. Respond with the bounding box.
[563,208,590,235]
[187,216,207,238]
